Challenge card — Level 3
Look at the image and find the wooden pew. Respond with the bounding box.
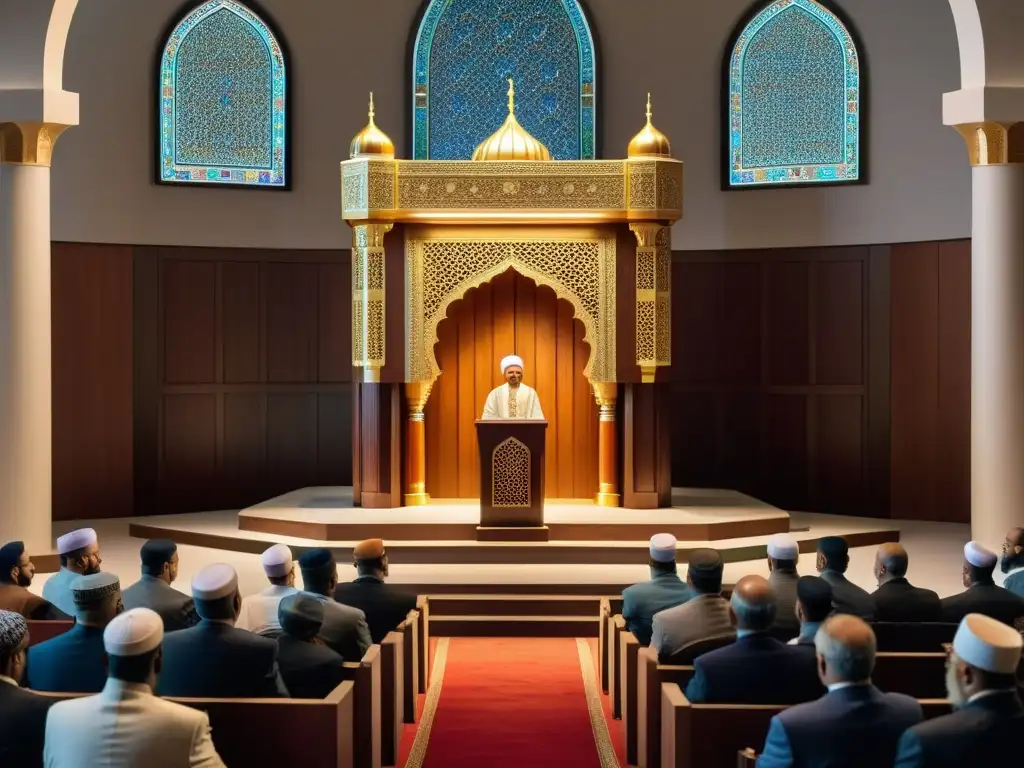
[401,610,419,724]
[610,615,626,719]
[599,598,611,694]
[416,596,429,693]
[873,622,957,652]
[873,653,947,699]
[621,630,641,766]
[341,645,382,768]
[379,630,404,768]
[660,684,952,768]
[26,620,73,646]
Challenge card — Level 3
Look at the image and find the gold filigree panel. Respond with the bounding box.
[631,223,672,381]
[351,223,392,378]
[491,437,531,508]
[406,226,617,384]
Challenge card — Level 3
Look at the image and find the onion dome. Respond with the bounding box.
[349,92,395,159]
[472,79,552,161]
[627,94,672,159]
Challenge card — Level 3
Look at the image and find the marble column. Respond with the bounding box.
[0,121,70,552]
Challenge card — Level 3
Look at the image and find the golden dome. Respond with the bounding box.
[472,79,552,162]
[350,93,395,159]
[628,94,672,159]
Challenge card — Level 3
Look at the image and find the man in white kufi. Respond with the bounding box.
[939,540,1024,626]
[236,544,298,636]
[42,527,103,617]
[766,533,801,634]
[44,607,226,767]
[481,355,544,420]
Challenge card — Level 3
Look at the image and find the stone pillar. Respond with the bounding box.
[404,381,433,506]
[0,121,70,552]
[955,122,1024,547]
[592,381,620,507]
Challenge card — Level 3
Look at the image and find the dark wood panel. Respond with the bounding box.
[764,395,809,511]
[318,262,352,383]
[719,394,761,497]
[675,262,719,386]
[937,241,971,524]
[671,392,717,488]
[815,260,864,386]
[221,262,261,384]
[766,261,810,386]
[223,393,265,487]
[317,392,352,485]
[267,393,319,488]
[163,261,216,384]
[814,395,864,515]
[162,394,218,489]
[719,262,761,386]
[266,262,318,383]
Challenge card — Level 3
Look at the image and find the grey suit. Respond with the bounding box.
[121,576,199,632]
[303,592,371,661]
[769,569,801,633]
[651,593,734,658]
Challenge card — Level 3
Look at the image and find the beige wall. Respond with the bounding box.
[52,0,969,250]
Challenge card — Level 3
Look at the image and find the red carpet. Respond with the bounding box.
[416,638,615,767]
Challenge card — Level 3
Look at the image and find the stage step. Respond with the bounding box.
[428,594,603,617]
[429,614,600,638]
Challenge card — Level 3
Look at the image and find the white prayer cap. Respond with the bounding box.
[261,544,293,578]
[500,355,524,373]
[952,613,1023,675]
[649,533,677,563]
[57,527,97,555]
[104,608,164,657]
[964,541,998,568]
[767,533,799,560]
[191,563,238,601]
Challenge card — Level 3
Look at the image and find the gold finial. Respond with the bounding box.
[646,93,652,123]
[349,90,395,159]
[369,92,375,121]
[628,92,672,159]
[507,78,516,115]
[472,77,552,161]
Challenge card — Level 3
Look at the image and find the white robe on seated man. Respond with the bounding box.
[481,383,544,420]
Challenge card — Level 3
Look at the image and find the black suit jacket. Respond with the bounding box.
[940,581,1024,626]
[333,576,417,645]
[276,635,348,699]
[24,624,107,693]
[871,579,943,622]
[0,682,52,768]
[820,571,875,620]
[894,690,1023,767]
[157,620,288,698]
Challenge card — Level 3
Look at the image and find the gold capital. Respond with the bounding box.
[953,122,1024,166]
[0,122,71,166]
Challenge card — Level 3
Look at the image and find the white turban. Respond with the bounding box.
[953,613,1023,674]
[57,528,97,555]
[964,541,997,568]
[767,534,799,560]
[500,355,524,374]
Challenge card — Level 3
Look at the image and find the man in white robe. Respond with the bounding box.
[481,355,545,420]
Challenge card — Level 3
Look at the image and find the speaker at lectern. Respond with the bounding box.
[475,419,548,541]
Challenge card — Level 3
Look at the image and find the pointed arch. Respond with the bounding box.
[157,0,289,188]
[410,0,598,161]
[724,0,863,188]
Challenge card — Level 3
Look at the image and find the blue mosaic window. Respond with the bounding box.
[727,0,861,187]
[158,0,287,187]
[412,0,597,160]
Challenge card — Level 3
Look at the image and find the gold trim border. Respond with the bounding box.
[576,638,620,768]
[403,637,451,768]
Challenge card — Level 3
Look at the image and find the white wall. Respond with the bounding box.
[52,0,969,250]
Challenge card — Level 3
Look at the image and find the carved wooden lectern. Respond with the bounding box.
[475,419,548,541]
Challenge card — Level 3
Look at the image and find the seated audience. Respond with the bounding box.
[0,611,52,768]
[26,572,122,693]
[685,575,822,704]
[275,593,347,699]
[766,534,801,634]
[0,541,68,620]
[158,563,288,698]
[236,544,298,637]
[999,527,1024,597]
[42,528,103,617]
[334,538,417,644]
[894,613,1023,767]
[870,543,942,622]
[298,549,371,660]
[816,536,875,619]
[44,608,226,768]
[758,615,923,768]
[788,576,833,646]
[621,533,692,646]
[940,541,1024,626]
[121,539,199,632]
[650,548,733,659]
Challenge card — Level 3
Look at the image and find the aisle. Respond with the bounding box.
[405,637,619,768]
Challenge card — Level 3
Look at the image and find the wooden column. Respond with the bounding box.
[622,383,672,509]
[404,381,432,506]
[593,382,620,507]
[353,383,402,508]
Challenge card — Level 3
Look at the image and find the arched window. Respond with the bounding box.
[725,0,862,188]
[158,0,288,188]
[412,0,597,160]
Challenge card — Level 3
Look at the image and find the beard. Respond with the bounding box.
[944,663,968,709]
[16,571,31,588]
[83,563,101,576]
[1000,552,1023,574]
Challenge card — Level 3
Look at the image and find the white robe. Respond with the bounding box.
[481,383,544,420]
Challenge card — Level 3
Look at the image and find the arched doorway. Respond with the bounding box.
[425,268,598,499]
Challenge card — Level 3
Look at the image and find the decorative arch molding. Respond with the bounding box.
[724,0,863,188]
[405,226,616,384]
[157,0,289,188]
[410,0,598,161]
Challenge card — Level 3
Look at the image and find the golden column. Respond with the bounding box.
[404,381,433,506]
[592,382,619,507]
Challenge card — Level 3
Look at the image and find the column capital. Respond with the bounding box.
[0,121,71,166]
[952,122,1024,166]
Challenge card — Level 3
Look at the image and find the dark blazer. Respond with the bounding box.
[820,571,875,620]
[121,575,200,632]
[757,685,923,768]
[276,635,348,699]
[0,681,52,767]
[871,578,943,622]
[334,576,418,645]
[768,570,801,633]
[685,633,823,704]
[940,581,1024,626]
[24,624,107,693]
[894,689,1023,767]
[621,572,693,646]
[157,620,288,698]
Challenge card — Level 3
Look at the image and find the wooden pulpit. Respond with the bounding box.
[475,419,548,541]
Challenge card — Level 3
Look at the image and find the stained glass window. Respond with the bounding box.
[158,0,287,188]
[412,0,597,160]
[726,0,861,188]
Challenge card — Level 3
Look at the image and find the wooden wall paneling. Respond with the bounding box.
[814,259,865,386]
[472,282,494,496]
[318,392,352,486]
[535,285,559,497]
[766,261,810,386]
[457,294,477,498]
[221,262,261,383]
[265,262,318,383]
[622,384,672,508]
[814,395,865,515]
[865,246,892,517]
[937,240,971,523]
[674,261,719,386]
[572,319,596,498]
[133,247,161,514]
[318,261,352,384]
[163,260,217,384]
[432,314,459,498]
[356,384,402,507]
[267,393,319,490]
[764,395,809,511]
[51,243,135,520]
[223,393,266,494]
[719,393,761,498]
[162,394,218,504]
[671,392,718,488]
[719,262,761,386]
[555,299,576,497]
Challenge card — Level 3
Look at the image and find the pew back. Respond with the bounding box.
[416,596,429,693]
[26,620,73,646]
[402,609,420,724]
[873,622,957,652]
[341,644,382,768]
